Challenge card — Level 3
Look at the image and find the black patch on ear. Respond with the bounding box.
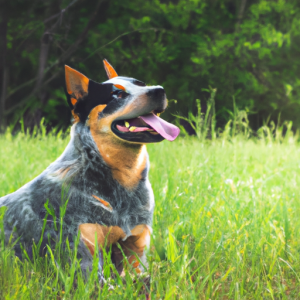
[73,80,113,122]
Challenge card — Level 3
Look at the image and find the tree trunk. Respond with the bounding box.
[34,1,61,94]
[235,0,247,32]
[35,32,52,95]
[3,0,105,119]
[0,6,7,132]
[26,0,60,129]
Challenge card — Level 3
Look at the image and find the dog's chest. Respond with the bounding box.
[65,164,155,232]
[95,177,154,224]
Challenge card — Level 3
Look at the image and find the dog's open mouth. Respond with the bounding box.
[114,113,179,142]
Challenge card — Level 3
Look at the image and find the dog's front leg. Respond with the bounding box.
[112,225,151,299]
[79,223,151,297]
[117,224,151,274]
[78,223,126,281]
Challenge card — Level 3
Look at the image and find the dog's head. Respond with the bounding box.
[65,60,180,144]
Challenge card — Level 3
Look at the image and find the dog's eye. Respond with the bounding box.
[112,90,129,99]
[117,91,128,99]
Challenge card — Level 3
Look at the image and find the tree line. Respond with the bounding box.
[1,0,300,132]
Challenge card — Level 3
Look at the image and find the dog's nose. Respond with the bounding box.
[148,88,165,99]
[145,87,167,112]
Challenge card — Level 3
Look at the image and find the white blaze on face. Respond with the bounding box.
[104,77,163,97]
[102,76,181,141]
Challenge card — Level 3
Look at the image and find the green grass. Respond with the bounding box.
[1,130,300,299]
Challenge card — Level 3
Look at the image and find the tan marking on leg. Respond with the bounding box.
[119,224,151,272]
[79,223,150,274]
[79,223,126,256]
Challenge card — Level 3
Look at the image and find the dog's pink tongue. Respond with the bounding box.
[139,114,180,141]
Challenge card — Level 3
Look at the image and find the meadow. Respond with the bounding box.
[1,126,300,299]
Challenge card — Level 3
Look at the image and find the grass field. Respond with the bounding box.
[1,129,300,299]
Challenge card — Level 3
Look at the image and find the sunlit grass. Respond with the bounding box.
[1,130,300,299]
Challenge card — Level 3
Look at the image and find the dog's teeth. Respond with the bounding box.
[125,121,130,128]
[157,113,161,117]
[129,126,136,132]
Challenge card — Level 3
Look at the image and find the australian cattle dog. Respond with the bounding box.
[0,60,180,284]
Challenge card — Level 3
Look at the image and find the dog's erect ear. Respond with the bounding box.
[103,59,118,79]
[65,65,89,108]
[65,65,114,122]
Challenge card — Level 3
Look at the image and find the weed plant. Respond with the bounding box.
[1,115,300,299]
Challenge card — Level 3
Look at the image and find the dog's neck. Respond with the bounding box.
[60,123,148,190]
[90,130,148,190]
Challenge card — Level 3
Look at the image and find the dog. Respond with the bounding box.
[0,60,180,283]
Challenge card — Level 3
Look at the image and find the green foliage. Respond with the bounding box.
[3,0,300,131]
[1,129,300,298]
[175,87,217,140]
[176,86,299,145]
